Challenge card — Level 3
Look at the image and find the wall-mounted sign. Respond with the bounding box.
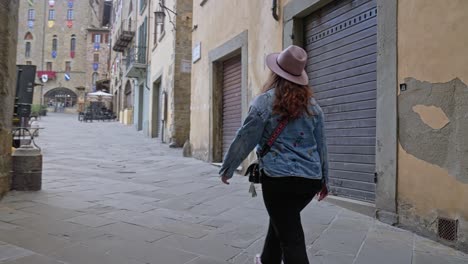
[41,74,48,83]
[68,1,74,8]
[93,63,99,71]
[28,20,34,29]
[28,0,34,7]
[67,20,73,28]
[181,59,192,73]
[52,50,57,59]
[64,73,71,81]
[48,0,55,7]
[48,20,55,28]
[192,42,201,63]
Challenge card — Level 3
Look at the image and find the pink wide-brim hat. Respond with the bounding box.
[266,45,309,86]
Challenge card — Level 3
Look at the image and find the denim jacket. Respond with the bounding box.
[219,89,329,186]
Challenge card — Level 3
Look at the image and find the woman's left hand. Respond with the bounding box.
[221,175,230,185]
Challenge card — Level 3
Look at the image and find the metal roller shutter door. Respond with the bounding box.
[304,0,377,202]
[222,56,242,156]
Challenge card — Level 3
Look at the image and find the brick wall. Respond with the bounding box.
[0,0,19,197]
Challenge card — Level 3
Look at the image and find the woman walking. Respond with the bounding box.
[219,45,329,264]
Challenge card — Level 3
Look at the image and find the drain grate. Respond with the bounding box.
[438,217,458,242]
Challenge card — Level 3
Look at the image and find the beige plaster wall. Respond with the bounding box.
[149,0,177,142]
[190,0,291,160]
[397,0,468,248]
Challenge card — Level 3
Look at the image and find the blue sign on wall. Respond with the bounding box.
[68,1,73,8]
[52,50,57,58]
[93,63,99,71]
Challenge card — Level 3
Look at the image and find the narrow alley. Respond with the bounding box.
[1,114,467,264]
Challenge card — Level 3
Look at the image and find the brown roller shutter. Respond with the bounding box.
[222,56,242,156]
[305,0,377,202]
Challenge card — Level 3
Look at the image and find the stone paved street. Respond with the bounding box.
[1,113,467,264]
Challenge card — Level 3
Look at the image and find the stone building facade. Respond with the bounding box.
[16,0,109,112]
[189,0,468,252]
[0,0,19,197]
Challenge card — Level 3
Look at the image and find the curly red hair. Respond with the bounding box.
[262,72,314,119]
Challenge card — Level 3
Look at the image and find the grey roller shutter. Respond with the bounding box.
[304,0,377,202]
[222,56,242,156]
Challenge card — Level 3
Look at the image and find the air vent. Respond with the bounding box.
[437,217,458,242]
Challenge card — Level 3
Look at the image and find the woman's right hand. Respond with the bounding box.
[318,184,328,201]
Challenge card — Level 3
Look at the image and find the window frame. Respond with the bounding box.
[139,0,148,14]
[70,35,76,52]
[52,36,58,52]
[67,9,74,20]
[28,9,35,21]
[48,9,56,20]
[25,42,31,58]
[65,61,71,72]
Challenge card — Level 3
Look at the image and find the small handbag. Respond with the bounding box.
[245,118,289,197]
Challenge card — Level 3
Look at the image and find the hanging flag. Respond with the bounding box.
[28,20,34,29]
[67,20,73,28]
[70,51,75,58]
[94,43,100,50]
[48,0,55,7]
[52,50,57,58]
[64,73,71,81]
[93,63,99,71]
[48,20,55,28]
[28,0,34,7]
[68,1,73,8]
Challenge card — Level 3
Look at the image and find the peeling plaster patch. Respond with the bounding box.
[412,105,450,129]
[399,78,468,183]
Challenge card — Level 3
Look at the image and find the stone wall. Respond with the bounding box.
[16,0,103,107]
[397,0,468,252]
[0,0,19,197]
[172,0,192,147]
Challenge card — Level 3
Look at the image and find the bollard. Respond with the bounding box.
[11,145,42,191]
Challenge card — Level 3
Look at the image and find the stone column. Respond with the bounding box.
[0,0,19,197]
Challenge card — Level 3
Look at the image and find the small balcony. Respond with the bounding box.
[112,19,135,52]
[125,46,147,79]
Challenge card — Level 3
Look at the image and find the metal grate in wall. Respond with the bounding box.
[438,217,458,242]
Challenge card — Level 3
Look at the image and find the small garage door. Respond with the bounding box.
[222,56,242,156]
[304,0,377,202]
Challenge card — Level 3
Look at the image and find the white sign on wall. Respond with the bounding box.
[181,59,192,73]
[192,42,201,63]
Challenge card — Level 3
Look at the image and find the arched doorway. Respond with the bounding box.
[44,87,78,111]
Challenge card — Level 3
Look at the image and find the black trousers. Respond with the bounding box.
[261,175,322,264]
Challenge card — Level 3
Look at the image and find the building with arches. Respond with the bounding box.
[16,0,110,113]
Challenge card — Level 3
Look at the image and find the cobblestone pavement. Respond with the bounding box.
[1,113,467,264]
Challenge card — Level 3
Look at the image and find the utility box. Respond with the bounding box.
[11,145,42,191]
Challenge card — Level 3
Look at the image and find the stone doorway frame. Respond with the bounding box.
[283,0,398,224]
[208,30,248,163]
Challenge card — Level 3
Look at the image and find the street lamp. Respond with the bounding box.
[155,7,166,25]
[155,1,177,27]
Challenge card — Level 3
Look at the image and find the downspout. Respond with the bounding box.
[272,0,279,21]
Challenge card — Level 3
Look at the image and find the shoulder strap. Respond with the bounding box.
[259,118,289,157]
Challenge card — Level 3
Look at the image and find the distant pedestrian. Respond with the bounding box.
[219,45,329,264]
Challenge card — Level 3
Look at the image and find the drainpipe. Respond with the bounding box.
[272,0,279,21]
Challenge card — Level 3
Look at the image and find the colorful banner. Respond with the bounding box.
[52,50,57,59]
[28,0,34,7]
[93,63,99,71]
[70,51,75,59]
[67,20,73,28]
[48,20,55,28]
[94,43,100,50]
[64,73,71,81]
[68,1,74,8]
